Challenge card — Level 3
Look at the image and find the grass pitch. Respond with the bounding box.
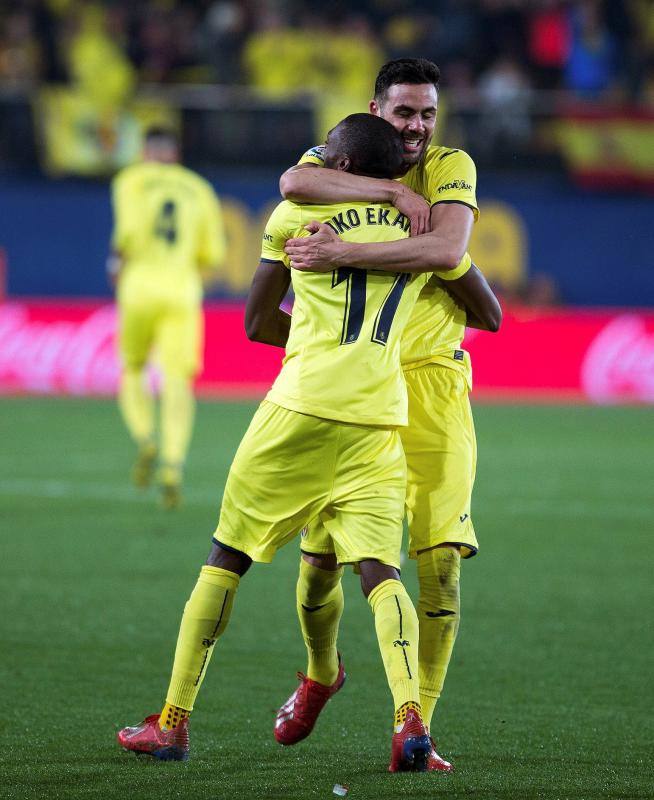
[1,398,652,800]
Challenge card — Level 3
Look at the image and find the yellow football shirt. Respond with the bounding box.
[261,200,427,428]
[298,144,479,387]
[111,161,226,298]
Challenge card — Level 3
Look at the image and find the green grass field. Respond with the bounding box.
[1,398,652,800]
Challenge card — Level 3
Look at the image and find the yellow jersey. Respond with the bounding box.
[299,144,479,387]
[260,200,427,428]
[111,161,226,300]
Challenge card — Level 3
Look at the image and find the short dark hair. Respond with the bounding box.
[374,58,440,103]
[330,113,405,179]
[144,126,178,146]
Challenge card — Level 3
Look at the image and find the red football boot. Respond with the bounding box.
[117,714,190,761]
[388,708,431,773]
[274,657,346,745]
[426,737,453,772]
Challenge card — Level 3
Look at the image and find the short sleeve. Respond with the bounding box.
[297,145,325,167]
[261,201,301,267]
[426,150,479,220]
[435,252,472,281]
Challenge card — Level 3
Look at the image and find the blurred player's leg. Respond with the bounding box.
[118,300,157,487]
[119,369,156,461]
[157,305,203,508]
[159,374,195,507]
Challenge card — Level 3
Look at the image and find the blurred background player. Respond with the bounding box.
[109,127,226,509]
[275,58,501,769]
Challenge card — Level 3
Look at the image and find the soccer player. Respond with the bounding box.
[109,127,226,509]
[117,113,466,772]
[273,58,502,770]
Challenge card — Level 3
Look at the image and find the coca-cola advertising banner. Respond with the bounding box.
[1,301,653,404]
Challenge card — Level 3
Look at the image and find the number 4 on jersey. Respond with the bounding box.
[332,268,410,346]
[154,199,177,244]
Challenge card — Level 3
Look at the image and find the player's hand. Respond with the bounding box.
[285,221,345,272]
[390,185,431,236]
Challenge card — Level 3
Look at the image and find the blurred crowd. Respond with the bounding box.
[1,0,653,106]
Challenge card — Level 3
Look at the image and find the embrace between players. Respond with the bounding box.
[117,58,502,774]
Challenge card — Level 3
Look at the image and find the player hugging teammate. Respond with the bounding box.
[117,59,501,775]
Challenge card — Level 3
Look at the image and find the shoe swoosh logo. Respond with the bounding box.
[425,610,456,618]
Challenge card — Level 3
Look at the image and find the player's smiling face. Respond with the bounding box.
[370,83,438,167]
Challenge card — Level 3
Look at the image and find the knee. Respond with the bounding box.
[301,551,339,571]
[161,371,194,390]
[207,541,252,576]
[358,559,400,598]
[417,546,461,615]
[297,555,343,607]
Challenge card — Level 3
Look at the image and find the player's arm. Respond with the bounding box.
[285,201,474,274]
[280,163,430,236]
[244,260,292,348]
[441,263,502,332]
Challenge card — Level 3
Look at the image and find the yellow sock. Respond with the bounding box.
[159,702,189,731]
[394,700,422,728]
[296,559,344,685]
[367,579,421,717]
[160,374,195,473]
[417,547,461,730]
[118,368,154,444]
[162,565,239,721]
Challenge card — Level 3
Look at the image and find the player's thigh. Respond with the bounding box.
[215,403,337,563]
[323,426,406,569]
[157,303,203,377]
[118,298,158,370]
[402,365,478,558]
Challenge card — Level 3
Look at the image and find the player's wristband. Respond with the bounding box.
[436,251,472,281]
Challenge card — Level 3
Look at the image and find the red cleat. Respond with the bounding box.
[117,714,189,761]
[274,656,346,745]
[388,708,431,773]
[426,737,453,772]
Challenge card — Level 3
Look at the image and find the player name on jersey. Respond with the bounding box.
[325,207,411,235]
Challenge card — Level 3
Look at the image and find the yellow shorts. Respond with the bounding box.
[214,401,406,568]
[302,363,478,561]
[118,285,203,377]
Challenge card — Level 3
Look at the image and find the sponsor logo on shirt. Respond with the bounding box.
[437,179,472,193]
[304,146,325,162]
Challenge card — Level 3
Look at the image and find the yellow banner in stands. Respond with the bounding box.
[36,87,179,177]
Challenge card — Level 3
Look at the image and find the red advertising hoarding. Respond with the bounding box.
[1,300,653,404]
